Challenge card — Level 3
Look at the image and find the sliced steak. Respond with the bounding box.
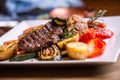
[18,22,64,52]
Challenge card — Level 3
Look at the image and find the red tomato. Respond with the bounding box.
[87,21,113,39]
[79,28,95,43]
[79,27,113,43]
[87,38,106,58]
[94,28,113,39]
[94,22,106,28]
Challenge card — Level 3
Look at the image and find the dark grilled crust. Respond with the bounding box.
[18,22,64,52]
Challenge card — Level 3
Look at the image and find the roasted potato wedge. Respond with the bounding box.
[66,42,88,60]
[0,43,17,60]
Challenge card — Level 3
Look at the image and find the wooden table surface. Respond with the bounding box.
[0,54,120,80]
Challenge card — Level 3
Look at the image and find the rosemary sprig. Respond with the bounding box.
[88,10,107,27]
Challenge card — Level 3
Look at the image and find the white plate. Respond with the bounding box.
[0,21,18,27]
[0,16,120,65]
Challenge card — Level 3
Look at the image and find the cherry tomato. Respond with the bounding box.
[94,28,113,39]
[87,38,106,58]
[79,27,113,43]
[79,28,95,43]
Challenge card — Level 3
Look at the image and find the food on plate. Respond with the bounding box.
[67,15,88,35]
[9,52,37,61]
[79,10,113,43]
[0,40,17,60]
[57,33,79,49]
[18,22,65,52]
[66,42,88,60]
[87,38,106,58]
[38,45,61,60]
[0,10,114,61]
[93,28,113,39]
[52,17,67,26]
[87,10,107,28]
[79,28,95,43]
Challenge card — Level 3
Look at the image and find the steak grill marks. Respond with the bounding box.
[18,22,64,52]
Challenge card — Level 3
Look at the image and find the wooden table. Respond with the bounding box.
[0,54,120,80]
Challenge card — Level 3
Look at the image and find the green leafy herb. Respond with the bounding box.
[88,10,107,27]
[63,29,74,39]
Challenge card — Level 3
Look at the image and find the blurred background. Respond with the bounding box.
[0,0,119,20]
[0,0,120,36]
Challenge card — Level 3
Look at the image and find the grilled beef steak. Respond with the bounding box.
[18,22,64,52]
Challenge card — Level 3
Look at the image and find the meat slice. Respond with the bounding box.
[67,15,88,35]
[18,22,64,52]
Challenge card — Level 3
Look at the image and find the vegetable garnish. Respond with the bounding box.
[94,28,113,39]
[38,45,61,61]
[79,27,113,43]
[9,53,37,61]
[87,38,106,58]
[79,10,113,43]
[88,10,107,28]
[63,29,75,39]
[79,28,95,43]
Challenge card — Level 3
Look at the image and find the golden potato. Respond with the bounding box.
[66,42,88,60]
[0,43,17,60]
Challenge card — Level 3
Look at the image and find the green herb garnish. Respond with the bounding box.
[88,10,107,27]
[63,29,74,39]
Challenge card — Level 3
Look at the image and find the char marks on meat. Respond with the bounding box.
[18,22,64,52]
